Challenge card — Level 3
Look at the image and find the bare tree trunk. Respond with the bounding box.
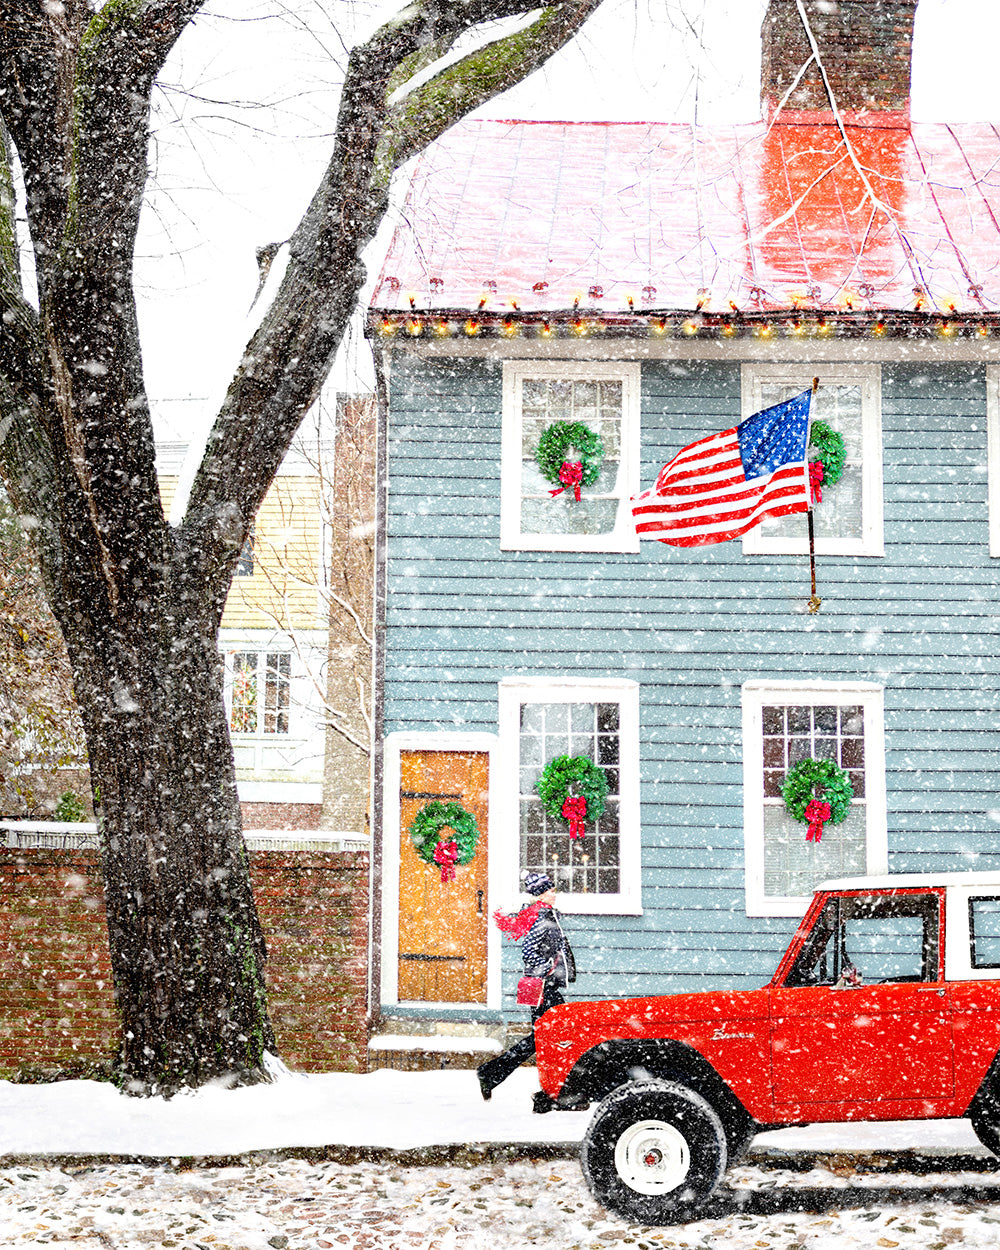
[0,0,606,1093]
[53,531,275,1093]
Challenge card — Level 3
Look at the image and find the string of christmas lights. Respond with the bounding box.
[372,310,998,341]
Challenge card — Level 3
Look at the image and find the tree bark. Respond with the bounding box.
[0,0,605,1093]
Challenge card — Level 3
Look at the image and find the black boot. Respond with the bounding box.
[476,1065,492,1101]
[532,1089,556,1114]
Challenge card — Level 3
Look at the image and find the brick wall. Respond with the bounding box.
[0,848,370,1079]
[241,802,323,831]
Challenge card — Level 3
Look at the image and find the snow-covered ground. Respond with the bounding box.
[0,1065,988,1160]
[2,1066,1000,1248]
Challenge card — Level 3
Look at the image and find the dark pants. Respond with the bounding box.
[477,982,565,1095]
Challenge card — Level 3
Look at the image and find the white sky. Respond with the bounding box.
[137,0,1000,443]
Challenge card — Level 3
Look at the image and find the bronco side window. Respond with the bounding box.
[970,896,1000,969]
[785,893,941,987]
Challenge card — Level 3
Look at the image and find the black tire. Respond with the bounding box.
[969,1075,1000,1155]
[580,1079,728,1224]
[722,1112,759,1166]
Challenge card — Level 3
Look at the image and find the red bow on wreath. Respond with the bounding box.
[809,460,825,504]
[433,839,459,881]
[549,460,584,502]
[804,799,832,842]
[561,794,588,839]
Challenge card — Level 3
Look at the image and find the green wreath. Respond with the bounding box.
[808,421,846,486]
[536,755,609,838]
[535,421,604,489]
[781,757,854,825]
[408,801,479,866]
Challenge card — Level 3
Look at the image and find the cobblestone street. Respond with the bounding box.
[4,1153,1000,1250]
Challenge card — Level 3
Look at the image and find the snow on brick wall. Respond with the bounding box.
[0,849,370,1078]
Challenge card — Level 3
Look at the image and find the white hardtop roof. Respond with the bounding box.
[818,872,1000,893]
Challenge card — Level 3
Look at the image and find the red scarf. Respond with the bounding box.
[493,900,546,941]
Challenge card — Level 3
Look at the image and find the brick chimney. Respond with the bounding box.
[761,0,918,128]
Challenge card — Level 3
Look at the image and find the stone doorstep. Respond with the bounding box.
[367,1021,509,1073]
[373,1015,509,1046]
[367,1015,534,1071]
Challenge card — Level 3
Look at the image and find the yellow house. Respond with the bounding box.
[158,442,330,830]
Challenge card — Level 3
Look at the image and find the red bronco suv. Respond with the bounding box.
[534,872,1000,1223]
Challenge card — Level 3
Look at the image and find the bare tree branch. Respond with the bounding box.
[380,1,604,173]
[183,1,606,614]
[792,0,928,298]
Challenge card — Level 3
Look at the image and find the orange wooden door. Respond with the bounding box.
[398,750,489,1002]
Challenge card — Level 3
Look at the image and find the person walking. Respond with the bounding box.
[476,872,575,1102]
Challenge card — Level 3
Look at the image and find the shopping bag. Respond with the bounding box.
[516,975,545,1006]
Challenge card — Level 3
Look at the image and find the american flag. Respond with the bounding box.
[631,390,813,547]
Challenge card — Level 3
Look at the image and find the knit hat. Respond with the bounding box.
[523,871,555,896]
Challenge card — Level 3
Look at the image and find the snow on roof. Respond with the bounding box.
[372,118,1000,320]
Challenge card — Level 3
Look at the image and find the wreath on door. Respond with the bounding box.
[536,754,609,839]
[408,801,479,882]
[781,757,853,843]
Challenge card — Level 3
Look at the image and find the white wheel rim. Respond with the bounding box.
[613,1119,691,1195]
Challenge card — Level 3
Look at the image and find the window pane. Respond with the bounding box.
[545,704,567,732]
[520,698,621,896]
[597,733,620,765]
[522,496,619,535]
[814,706,837,732]
[570,703,595,731]
[763,738,784,768]
[764,769,785,798]
[230,652,257,734]
[971,898,1000,968]
[263,652,290,735]
[813,737,837,760]
[762,706,784,735]
[841,737,864,768]
[841,706,864,735]
[519,376,624,536]
[847,916,926,982]
[763,804,867,898]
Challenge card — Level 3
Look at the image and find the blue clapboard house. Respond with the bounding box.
[366,0,1000,1041]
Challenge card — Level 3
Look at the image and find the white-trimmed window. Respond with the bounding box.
[500,361,640,552]
[499,678,641,915]
[987,364,1000,556]
[741,363,883,557]
[227,650,291,737]
[742,682,887,917]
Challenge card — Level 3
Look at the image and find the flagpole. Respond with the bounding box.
[807,376,821,614]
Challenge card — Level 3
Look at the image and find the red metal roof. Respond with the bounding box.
[371,119,1000,318]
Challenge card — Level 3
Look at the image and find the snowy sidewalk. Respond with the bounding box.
[0,1066,994,1167]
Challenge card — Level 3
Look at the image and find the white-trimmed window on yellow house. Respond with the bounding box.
[740,363,883,557]
[228,650,291,737]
